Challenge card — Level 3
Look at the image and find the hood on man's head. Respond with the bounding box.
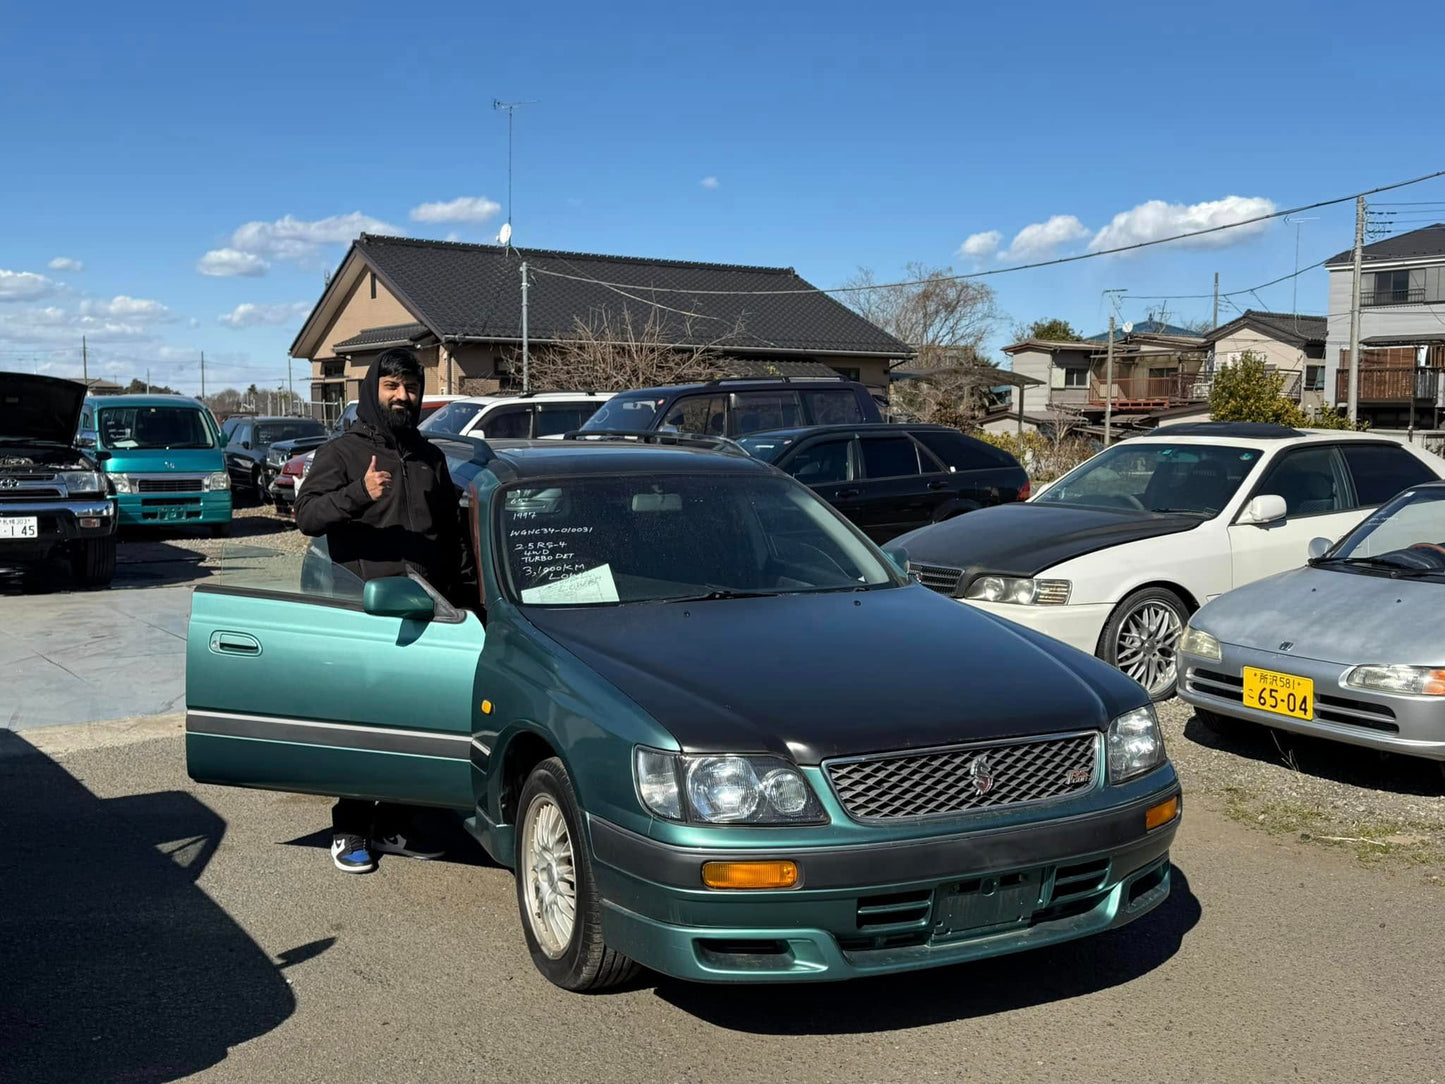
[356,348,424,442]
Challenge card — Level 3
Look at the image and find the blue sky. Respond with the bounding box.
[3,0,1444,395]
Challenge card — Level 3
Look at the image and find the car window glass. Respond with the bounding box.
[801,389,863,425]
[1341,444,1436,506]
[860,436,922,478]
[419,401,484,434]
[255,421,325,445]
[98,407,216,450]
[727,391,803,436]
[579,396,665,431]
[480,407,531,439]
[532,405,592,438]
[213,537,368,604]
[1037,443,1256,516]
[1335,488,1445,559]
[662,395,726,435]
[784,439,851,485]
[1255,446,1348,517]
[917,430,1013,471]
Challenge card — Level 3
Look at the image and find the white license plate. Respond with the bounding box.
[0,516,39,539]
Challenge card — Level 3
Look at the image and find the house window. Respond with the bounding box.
[1062,368,1089,388]
[831,366,861,382]
[369,272,377,300]
[1305,364,1325,391]
[1149,367,1176,380]
[1367,269,1415,306]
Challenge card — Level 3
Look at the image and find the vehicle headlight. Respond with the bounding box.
[1107,705,1166,783]
[963,575,1071,605]
[633,748,828,825]
[266,450,285,466]
[109,473,134,494]
[1343,665,1445,696]
[1179,625,1221,661]
[58,470,104,496]
[202,471,230,492]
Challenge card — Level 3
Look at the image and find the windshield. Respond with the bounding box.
[255,420,325,445]
[1035,442,1258,516]
[1326,487,1445,572]
[736,435,796,463]
[98,406,216,450]
[420,401,483,433]
[579,395,666,432]
[498,473,896,606]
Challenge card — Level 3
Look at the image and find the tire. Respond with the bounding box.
[70,535,116,588]
[250,469,268,505]
[1098,585,1190,701]
[209,522,231,539]
[1194,706,1252,739]
[514,757,639,992]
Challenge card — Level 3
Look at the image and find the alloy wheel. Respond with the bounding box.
[1115,600,1183,698]
[520,794,577,959]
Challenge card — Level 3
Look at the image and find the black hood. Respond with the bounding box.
[0,373,86,446]
[522,585,1147,763]
[890,502,1200,584]
[355,356,421,447]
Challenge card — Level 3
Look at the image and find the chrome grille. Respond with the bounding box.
[909,562,963,595]
[825,732,1099,821]
[137,477,205,493]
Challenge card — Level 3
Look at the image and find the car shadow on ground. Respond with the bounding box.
[1182,711,1445,797]
[653,866,1200,1032]
[280,808,505,870]
[0,730,299,1083]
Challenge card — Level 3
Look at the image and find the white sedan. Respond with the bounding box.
[889,422,1445,700]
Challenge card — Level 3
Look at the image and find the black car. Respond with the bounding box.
[0,373,118,587]
[739,423,1029,543]
[222,416,328,498]
[577,376,884,440]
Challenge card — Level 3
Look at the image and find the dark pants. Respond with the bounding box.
[331,798,408,839]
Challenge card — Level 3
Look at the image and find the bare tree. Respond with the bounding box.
[523,305,746,392]
[841,263,1000,368]
[889,364,1000,428]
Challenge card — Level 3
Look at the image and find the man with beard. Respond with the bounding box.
[296,347,475,873]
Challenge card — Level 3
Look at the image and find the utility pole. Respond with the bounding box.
[146,368,151,393]
[82,335,88,388]
[1104,315,1116,447]
[287,357,294,414]
[1211,272,1219,331]
[1346,195,1365,423]
[520,261,531,392]
[200,350,207,401]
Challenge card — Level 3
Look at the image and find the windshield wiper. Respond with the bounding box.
[1338,556,1443,578]
[663,587,782,603]
[1148,507,1209,516]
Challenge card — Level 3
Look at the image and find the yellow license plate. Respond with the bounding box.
[1242,667,1314,720]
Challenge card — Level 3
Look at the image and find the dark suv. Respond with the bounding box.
[222,416,329,498]
[0,373,118,587]
[578,377,883,439]
[739,423,1029,543]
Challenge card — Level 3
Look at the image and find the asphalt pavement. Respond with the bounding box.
[1,719,1439,1084]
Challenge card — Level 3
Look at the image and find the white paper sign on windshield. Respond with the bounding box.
[520,563,620,605]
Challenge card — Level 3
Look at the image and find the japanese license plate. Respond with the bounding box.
[0,516,38,539]
[932,869,1045,941]
[1242,667,1314,721]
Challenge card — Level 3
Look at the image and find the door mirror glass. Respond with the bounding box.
[240,441,251,450]
[1239,494,1288,525]
[362,576,436,620]
[77,433,97,448]
[1307,536,1332,559]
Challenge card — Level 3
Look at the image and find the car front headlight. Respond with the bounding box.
[1179,625,1221,661]
[202,471,230,492]
[1107,705,1166,783]
[109,473,134,494]
[963,575,1071,605]
[58,470,104,496]
[266,450,285,467]
[633,748,828,825]
[1343,665,1445,696]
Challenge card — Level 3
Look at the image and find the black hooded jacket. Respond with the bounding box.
[295,360,475,604]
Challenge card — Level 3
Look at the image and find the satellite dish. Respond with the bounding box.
[1122,321,1134,336]
[497,222,513,246]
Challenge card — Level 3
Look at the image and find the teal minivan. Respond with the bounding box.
[80,394,233,535]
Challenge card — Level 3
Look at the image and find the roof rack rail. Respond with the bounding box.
[560,429,749,456]
[702,374,845,386]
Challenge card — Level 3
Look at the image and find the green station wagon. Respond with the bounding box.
[186,436,1182,991]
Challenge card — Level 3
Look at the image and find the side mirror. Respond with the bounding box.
[1307,536,1332,559]
[77,433,97,449]
[240,441,251,450]
[882,547,912,579]
[1238,494,1287,526]
[362,576,436,620]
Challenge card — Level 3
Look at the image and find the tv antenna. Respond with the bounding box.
[1283,214,1319,320]
[492,98,537,247]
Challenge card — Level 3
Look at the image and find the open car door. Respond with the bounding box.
[185,543,483,810]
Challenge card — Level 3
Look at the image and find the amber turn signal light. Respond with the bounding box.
[1145,795,1179,831]
[701,860,798,890]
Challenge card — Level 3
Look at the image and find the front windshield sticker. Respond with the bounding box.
[521,563,620,605]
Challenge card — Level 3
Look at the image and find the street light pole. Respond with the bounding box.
[520,261,530,393]
[1104,315,1116,447]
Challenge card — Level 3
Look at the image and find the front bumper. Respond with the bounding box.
[268,478,296,512]
[1180,645,1445,761]
[0,498,116,561]
[961,599,1113,656]
[589,780,1181,982]
[115,491,232,526]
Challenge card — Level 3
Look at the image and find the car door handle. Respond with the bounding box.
[927,480,950,490]
[209,631,262,656]
[834,488,860,499]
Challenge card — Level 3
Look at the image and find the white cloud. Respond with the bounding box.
[188,317,201,329]
[409,197,502,224]
[1002,216,1091,261]
[48,257,83,272]
[958,230,1002,259]
[700,176,720,190]
[80,295,171,323]
[198,248,270,277]
[217,301,312,329]
[229,212,403,261]
[0,270,58,302]
[1089,195,1276,252]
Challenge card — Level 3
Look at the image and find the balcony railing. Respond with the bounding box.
[1361,287,1427,307]
[1087,372,1210,408]
[1335,366,1442,403]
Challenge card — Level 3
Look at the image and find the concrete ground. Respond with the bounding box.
[1,719,1440,1084]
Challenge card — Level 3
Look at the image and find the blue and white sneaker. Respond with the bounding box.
[373,832,444,860]
[331,833,376,873]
